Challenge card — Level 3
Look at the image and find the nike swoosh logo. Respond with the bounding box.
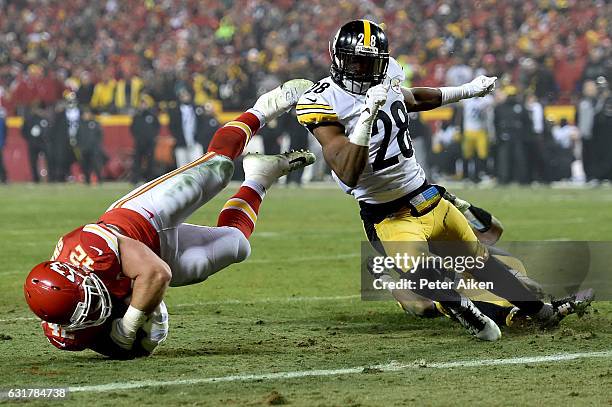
[143,207,155,220]
[90,246,104,256]
[289,157,307,166]
[305,97,317,103]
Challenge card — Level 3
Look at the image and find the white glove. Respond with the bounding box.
[139,301,169,353]
[110,318,136,350]
[349,84,389,146]
[440,76,497,105]
[464,75,497,98]
[364,84,389,116]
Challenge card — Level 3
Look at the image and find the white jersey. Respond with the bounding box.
[462,95,493,132]
[297,57,425,204]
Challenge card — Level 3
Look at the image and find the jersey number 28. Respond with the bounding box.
[372,101,414,171]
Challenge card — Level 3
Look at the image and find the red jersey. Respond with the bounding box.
[50,222,131,299]
[43,208,159,352]
[99,208,160,255]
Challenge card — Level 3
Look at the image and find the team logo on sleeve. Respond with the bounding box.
[390,76,402,94]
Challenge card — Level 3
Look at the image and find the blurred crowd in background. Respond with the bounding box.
[0,0,610,185]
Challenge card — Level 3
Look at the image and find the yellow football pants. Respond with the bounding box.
[374,197,526,308]
[374,198,485,258]
[373,198,515,305]
[462,130,488,160]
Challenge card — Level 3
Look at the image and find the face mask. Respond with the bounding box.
[343,78,372,95]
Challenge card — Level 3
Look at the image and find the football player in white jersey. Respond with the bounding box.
[297,19,580,341]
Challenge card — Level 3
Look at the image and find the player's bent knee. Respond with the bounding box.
[233,229,252,263]
[218,226,252,263]
[213,155,235,186]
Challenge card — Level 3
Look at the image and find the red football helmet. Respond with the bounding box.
[24,261,112,330]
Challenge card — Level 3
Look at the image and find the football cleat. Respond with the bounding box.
[534,288,595,328]
[253,79,314,122]
[552,288,594,318]
[243,150,316,183]
[445,297,502,341]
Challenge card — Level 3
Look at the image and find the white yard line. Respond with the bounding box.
[69,350,612,393]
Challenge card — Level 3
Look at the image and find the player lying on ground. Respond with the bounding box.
[23,79,315,358]
[297,19,586,341]
[376,192,594,329]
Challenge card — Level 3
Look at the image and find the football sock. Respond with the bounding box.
[398,267,465,307]
[471,301,513,327]
[470,256,545,315]
[207,112,261,160]
[217,180,265,238]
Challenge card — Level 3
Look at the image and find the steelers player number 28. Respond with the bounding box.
[372,100,413,171]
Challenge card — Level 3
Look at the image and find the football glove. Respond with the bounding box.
[464,75,497,98]
[350,84,389,146]
[110,318,136,350]
[139,301,169,353]
[364,84,389,116]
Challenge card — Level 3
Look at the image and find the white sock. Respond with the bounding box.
[242,179,266,199]
[246,174,274,190]
[247,108,266,129]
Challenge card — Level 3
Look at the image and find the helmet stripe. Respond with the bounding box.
[363,20,371,47]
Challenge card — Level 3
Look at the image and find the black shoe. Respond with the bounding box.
[551,288,595,319]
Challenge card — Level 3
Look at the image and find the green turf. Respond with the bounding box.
[0,183,610,406]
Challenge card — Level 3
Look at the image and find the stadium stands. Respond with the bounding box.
[0,0,610,183]
[1,0,610,113]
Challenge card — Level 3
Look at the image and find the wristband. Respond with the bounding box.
[440,85,470,105]
[121,305,147,335]
[349,109,377,146]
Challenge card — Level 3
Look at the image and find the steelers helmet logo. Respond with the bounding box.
[390,76,402,94]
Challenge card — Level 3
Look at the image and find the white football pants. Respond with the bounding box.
[107,152,251,287]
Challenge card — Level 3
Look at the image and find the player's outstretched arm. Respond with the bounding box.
[402,87,443,112]
[403,75,497,112]
[110,235,171,350]
[311,84,388,187]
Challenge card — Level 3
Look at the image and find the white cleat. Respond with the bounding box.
[253,79,314,122]
[243,150,316,187]
[446,297,502,341]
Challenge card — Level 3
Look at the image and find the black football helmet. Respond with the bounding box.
[330,20,390,95]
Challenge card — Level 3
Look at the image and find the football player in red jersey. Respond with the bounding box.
[24,79,316,358]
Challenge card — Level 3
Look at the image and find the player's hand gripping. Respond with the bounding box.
[363,84,389,117]
[110,318,136,350]
[139,301,169,353]
[464,75,497,97]
[350,84,389,147]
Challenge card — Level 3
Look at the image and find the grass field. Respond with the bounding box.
[0,183,611,406]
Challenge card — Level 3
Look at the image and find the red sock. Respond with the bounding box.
[217,181,265,238]
[207,112,261,160]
